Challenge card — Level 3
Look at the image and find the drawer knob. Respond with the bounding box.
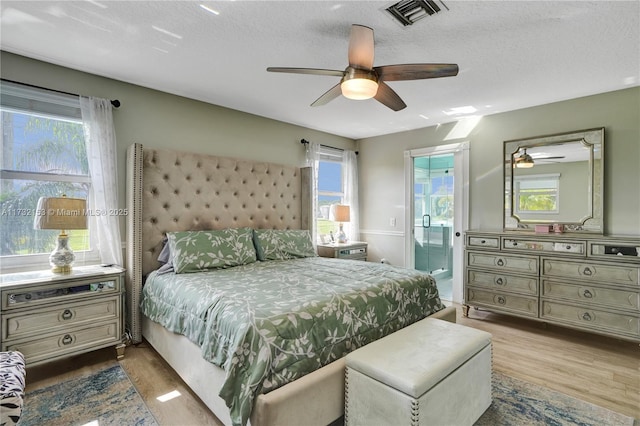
[62,334,73,345]
[62,309,73,320]
[566,245,571,250]
[513,242,518,246]
[25,294,32,300]
[497,296,506,305]
[582,312,592,321]
[495,277,504,286]
[582,289,593,298]
[496,258,505,267]
[582,267,593,276]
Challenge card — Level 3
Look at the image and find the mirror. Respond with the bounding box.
[504,127,604,233]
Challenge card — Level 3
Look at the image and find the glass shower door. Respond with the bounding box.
[413,154,454,300]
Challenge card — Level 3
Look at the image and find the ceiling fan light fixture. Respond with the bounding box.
[341,78,379,100]
[341,67,379,100]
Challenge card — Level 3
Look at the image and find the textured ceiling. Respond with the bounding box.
[1,1,639,139]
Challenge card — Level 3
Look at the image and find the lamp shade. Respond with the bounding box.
[34,196,87,230]
[330,204,351,223]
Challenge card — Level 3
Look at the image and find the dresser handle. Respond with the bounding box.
[62,309,73,320]
[582,289,593,298]
[582,312,592,321]
[480,240,486,244]
[496,258,505,267]
[495,277,504,286]
[582,267,593,276]
[497,296,506,305]
[62,334,73,345]
[513,242,518,246]
[566,245,571,250]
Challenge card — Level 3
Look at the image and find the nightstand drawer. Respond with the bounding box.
[2,278,119,310]
[2,321,121,365]
[3,295,120,341]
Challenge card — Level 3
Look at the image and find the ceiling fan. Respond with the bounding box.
[267,24,459,111]
[514,148,565,168]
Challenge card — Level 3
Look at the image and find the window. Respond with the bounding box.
[514,173,560,214]
[316,147,344,241]
[1,81,95,267]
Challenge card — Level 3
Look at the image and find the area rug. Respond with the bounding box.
[476,372,637,426]
[19,364,157,426]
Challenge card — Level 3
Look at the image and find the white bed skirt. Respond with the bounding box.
[142,305,457,426]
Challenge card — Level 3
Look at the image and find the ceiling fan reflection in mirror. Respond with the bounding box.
[267,24,459,111]
[514,148,565,168]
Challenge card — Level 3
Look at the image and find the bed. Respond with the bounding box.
[125,143,456,426]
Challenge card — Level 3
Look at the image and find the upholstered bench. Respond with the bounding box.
[0,351,26,426]
[345,318,492,426]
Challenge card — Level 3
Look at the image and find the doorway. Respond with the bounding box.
[404,142,469,303]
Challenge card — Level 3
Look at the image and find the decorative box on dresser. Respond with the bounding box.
[1,265,126,366]
[464,231,640,342]
[317,241,368,261]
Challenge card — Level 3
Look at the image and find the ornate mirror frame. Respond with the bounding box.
[504,127,604,233]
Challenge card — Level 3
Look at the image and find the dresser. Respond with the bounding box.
[317,241,368,261]
[1,265,125,366]
[464,231,640,342]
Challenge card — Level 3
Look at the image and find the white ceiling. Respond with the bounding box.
[1,1,639,140]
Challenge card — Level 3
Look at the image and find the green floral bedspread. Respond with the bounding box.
[141,257,444,426]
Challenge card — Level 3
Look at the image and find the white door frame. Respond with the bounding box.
[404,141,470,303]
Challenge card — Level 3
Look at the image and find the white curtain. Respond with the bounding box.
[343,149,360,242]
[305,141,321,246]
[80,97,123,266]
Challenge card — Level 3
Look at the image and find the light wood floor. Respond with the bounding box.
[26,304,639,425]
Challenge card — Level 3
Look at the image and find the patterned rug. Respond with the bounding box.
[18,364,637,426]
[476,372,637,426]
[19,364,157,426]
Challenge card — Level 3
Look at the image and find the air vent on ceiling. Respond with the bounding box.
[385,0,448,26]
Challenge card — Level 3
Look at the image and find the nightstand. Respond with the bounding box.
[1,265,125,366]
[317,241,368,261]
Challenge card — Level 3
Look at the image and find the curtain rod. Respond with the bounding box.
[1,78,121,108]
[300,139,358,155]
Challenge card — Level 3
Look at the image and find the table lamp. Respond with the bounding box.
[33,195,87,273]
[330,204,350,244]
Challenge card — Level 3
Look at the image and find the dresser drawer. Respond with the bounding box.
[541,280,640,312]
[541,301,640,339]
[502,238,585,255]
[466,235,500,249]
[467,251,538,274]
[541,258,640,287]
[466,288,538,317]
[2,321,121,365]
[467,270,538,296]
[2,295,120,341]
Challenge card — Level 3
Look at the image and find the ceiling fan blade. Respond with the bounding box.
[375,64,459,81]
[311,83,342,107]
[267,67,344,77]
[348,24,374,69]
[374,82,407,111]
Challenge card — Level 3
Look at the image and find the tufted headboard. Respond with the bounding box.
[125,143,311,343]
